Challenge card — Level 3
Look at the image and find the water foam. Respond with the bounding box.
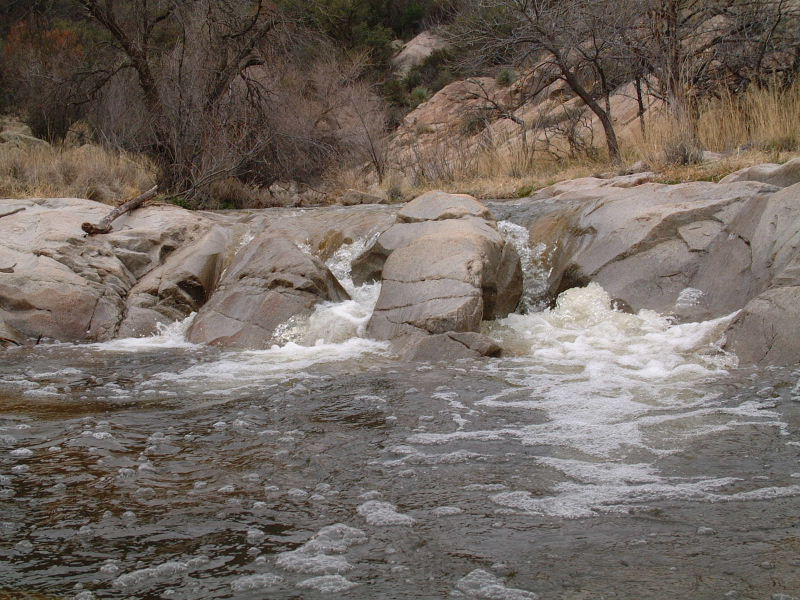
[455,569,538,599]
[90,314,199,352]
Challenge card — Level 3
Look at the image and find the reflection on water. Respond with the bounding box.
[1,280,799,599]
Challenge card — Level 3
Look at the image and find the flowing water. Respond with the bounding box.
[2,233,800,600]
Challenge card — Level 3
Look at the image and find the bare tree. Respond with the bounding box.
[451,0,636,164]
[77,0,281,201]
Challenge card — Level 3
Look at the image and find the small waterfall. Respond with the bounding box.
[276,239,382,346]
[498,220,552,313]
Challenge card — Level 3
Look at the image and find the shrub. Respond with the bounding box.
[496,68,517,87]
[409,86,432,107]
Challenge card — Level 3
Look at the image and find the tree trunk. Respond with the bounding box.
[81,185,159,235]
[560,66,622,164]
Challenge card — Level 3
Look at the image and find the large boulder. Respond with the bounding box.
[391,31,448,77]
[361,191,522,340]
[187,227,349,349]
[0,198,211,342]
[719,158,800,188]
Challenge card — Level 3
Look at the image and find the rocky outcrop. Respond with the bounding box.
[493,179,779,316]
[391,31,448,77]
[724,286,800,365]
[339,189,387,206]
[719,158,800,188]
[118,225,232,337]
[0,198,212,343]
[493,173,800,365]
[0,199,393,347]
[361,191,522,341]
[186,227,349,349]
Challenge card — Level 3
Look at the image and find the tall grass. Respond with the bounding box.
[0,143,156,204]
[362,80,800,198]
[699,81,800,153]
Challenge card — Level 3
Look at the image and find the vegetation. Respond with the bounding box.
[0,0,798,206]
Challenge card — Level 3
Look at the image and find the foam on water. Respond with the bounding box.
[291,239,382,345]
[357,500,415,525]
[90,314,199,352]
[229,573,284,591]
[455,569,538,599]
[402,283,796,517]
[296,574,359,593]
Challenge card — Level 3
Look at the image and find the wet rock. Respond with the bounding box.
[393,332,502,361]
[724,286,800,365]
[0,319,23,346]
[187,228,348,349]
[501,180,777,316]
[720,158,800,187]
[363,191,522,340]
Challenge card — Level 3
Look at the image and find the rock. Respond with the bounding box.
[510,180,778,315]
[0,130,49,148]
[352,217,503,285]
[720,158,800,187]
[397,190,491,222]
[0,198,211,343]
[391,31,448,77]
[363,192,522,340]
[118,225,233,337]
[393,332,502,361]
[0,319,23,346]
[187,228,348,349]
[724,286,800,365]
[701,150,724,162]
[339,189,386,206]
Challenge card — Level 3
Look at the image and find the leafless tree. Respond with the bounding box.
[450,0,639,164]
[77,0,281,201]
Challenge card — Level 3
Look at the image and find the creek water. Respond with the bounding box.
[1,229,799,600]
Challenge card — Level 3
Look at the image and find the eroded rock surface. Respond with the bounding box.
[491,172,800,364]
[0,198,212,343]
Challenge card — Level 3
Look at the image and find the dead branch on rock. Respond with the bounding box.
[0,207,26,219]
[81,185,158,235]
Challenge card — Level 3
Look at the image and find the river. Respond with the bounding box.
[1,230,799,600]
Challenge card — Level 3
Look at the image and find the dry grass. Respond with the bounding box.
[698,81,800,153]
[0,143,156,204]
[348,81,800,199]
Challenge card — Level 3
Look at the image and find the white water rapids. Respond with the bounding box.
[1,224,799,599]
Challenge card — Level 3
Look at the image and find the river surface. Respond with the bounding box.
[1,234,800,600]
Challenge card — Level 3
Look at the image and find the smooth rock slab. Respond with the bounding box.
[398,190,491,223]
